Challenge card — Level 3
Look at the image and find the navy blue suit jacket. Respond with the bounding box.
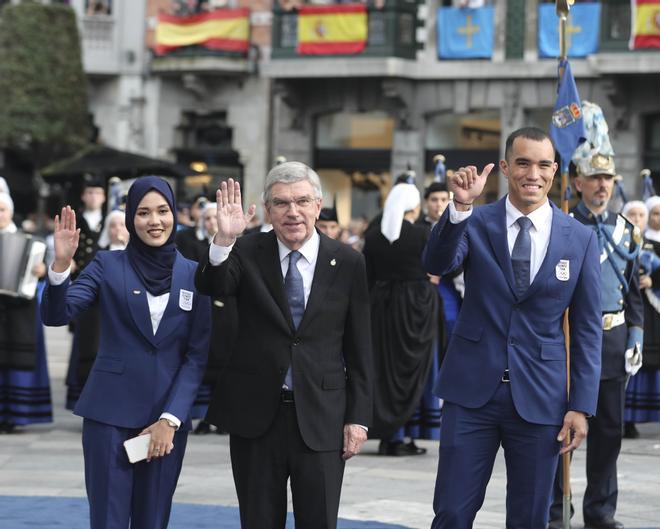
[424,197,602,425]
[41,250,210,430]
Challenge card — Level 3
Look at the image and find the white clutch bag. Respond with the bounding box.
[123,433,151,464]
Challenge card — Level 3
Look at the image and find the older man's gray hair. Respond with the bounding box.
[262,161,323,203]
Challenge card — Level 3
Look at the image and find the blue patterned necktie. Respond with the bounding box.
[511,217,533,297]
[284,250,304,388]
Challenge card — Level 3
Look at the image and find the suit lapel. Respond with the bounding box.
[124,258,158,347]
[520,203,571,302]
[485,197,516,295]
[154,254,187,345]
[257,232,295,330]
[298,235,340,333]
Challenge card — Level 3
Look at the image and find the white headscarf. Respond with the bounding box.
[645,196,660,242]
[380,184,420,243]
[98,209,127,250]
[0,192,17,233]
[196,202,218,242]
[0,177,9,196]
[622,200,647,219]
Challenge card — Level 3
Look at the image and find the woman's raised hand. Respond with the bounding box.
[53,206,80,273]
[213,179,256,246]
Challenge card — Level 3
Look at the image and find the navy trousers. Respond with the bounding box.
[82,418,189,529]
[431,382,561,529]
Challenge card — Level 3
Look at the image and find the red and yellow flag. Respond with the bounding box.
[630,0,660,49]
[154,9,250,56]
[297,4,368,55]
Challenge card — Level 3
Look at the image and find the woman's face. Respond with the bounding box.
[133,191,173,247]
[626,206,647,232]
[109,215,129,246]
[0,201,12,230]
[202,207,218,236]
[650,205,660,231]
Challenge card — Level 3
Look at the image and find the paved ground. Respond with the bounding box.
[1,326,660,528]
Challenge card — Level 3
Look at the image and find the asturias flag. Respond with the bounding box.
[297,4,368,55]
[538,2,601,58]
[154,9,250,56]
[630,0,660,49]
[549,60,586,173]
[437,7,494,59]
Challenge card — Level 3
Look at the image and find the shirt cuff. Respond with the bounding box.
[448,201,473,224]
[350,424,368,432]
[209,241,234,266]
[48,264,71,285]
[159,412,181,430]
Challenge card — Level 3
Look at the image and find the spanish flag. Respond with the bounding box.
[630,0,660,49]
[297,4,368,55]
[154,9,250,56]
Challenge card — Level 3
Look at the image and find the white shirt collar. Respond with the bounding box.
[277,229,320,264]
[505,195,552,232]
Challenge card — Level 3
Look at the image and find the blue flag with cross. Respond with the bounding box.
[538,2,601,58]
[437,7,494,59]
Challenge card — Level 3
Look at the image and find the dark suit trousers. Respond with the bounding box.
[549,375,626,522]
[82,418,188,529]
[229,399,345,529]
[431,382,560,529]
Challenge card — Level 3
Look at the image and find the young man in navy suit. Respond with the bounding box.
[424,127,603,529]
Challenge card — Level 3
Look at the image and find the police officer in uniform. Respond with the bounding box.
[548,153,644,529]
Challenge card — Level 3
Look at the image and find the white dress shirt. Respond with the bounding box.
[47,265,180,428]
[448,196,553,283]
[82,210,103,231]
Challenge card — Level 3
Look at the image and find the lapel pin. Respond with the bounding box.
[133,290,141,295]
[330,258,336,266]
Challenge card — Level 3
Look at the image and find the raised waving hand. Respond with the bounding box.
[213,178,256,247]
[53,206,80,273]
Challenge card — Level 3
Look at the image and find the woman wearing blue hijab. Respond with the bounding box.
[42,176,211,529]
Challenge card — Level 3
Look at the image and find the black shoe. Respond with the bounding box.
[193,420,212,435]
[404,441,427,455]
[547,520,569,529]
[583,517,624,529]
[623,422,639,439]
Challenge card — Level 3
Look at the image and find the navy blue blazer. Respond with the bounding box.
[41,250,210,430]
[424,197,602,425]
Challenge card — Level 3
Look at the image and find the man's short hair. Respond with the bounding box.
[263,161,323,203]
[424,182,448,200]
[504,127,555,162]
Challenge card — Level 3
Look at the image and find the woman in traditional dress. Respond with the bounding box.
[0,191,53,433]
[624,198,660,437]
[363,183,438,455]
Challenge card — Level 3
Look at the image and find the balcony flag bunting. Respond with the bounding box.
[154,9,250,56]
[538,2,601,58]
[630,0,660,49]
[437,6,494,59]
[549,59,586,174]
[297,4,368,55]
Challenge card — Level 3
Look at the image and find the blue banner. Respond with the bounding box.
[538,3,601,58]
[437,7,494,59]
[549,60,586,173]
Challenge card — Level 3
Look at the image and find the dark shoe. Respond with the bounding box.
[547,520,569,529]
[193,420,212,435]
[623,422,639,439]
[404,441,427,455]
[583,517,624,529]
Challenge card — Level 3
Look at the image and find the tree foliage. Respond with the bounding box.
[0,1,90,167]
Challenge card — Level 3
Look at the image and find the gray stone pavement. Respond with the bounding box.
[1,326,660,528]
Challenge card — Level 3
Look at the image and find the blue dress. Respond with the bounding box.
[0,281,53,427]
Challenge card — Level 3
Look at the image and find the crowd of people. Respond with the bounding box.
[0,124,659,529]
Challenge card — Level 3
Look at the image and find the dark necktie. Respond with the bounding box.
[511,217,533,297]
[284,250,304,388]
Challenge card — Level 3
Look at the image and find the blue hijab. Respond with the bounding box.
[125,176,177,296]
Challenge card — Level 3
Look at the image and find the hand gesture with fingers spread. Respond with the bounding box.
[449,164,495,208]
[214,179,257,247]
[53,206,80,273]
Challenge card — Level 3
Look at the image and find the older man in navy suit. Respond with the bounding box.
[424,127,602,529]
